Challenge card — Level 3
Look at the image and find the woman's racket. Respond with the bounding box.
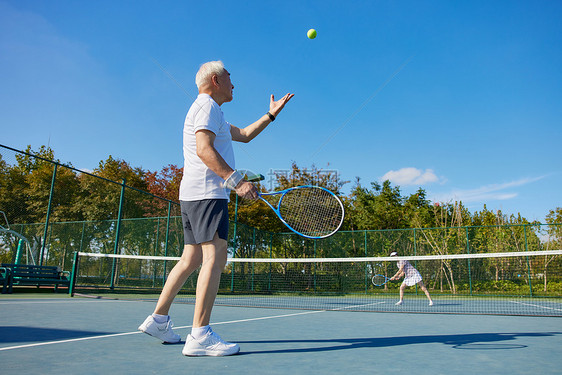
[372,274,391,286]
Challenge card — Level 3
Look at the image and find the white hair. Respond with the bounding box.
[195,60,226,89]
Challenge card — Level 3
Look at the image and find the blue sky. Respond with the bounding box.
[1,0,560,222]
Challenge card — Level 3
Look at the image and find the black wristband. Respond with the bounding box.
[267,112,276,122]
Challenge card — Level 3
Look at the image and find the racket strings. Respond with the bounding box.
[372,275,386,286]
[278,187,344,237]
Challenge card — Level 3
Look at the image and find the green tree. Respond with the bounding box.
[76,155,148,221]
[546,207,562,225]
[0,145,82,265]
[542,208,562,292]
[349,179,419,230]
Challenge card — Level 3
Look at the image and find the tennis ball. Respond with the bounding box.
[307,29,317,39]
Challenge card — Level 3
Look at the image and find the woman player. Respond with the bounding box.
[389,251,434,306]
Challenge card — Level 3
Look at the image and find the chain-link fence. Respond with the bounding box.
[1,144,561,298]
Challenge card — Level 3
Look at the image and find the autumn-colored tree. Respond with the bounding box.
[145,164,182,201]
[144,164,182,217]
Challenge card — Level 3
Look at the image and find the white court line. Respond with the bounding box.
[332,301,386,311]
[0,330,144,352]
[510,300,562,312]
[0,303,384,352]
[0,299,137,305]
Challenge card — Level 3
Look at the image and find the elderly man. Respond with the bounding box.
[139,61,294,356]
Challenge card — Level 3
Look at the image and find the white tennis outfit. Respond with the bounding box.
[397,259,422,286]
[179,94,235,201]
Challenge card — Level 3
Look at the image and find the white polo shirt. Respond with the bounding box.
[179,94,235,201]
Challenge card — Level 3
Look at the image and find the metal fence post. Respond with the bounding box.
[413,227,417,256]
[230,195,239,292]
[162,201,172,286]
[251,227,256,291]
[313,239,317,292]
[40,163,57,265]
[152,216,161,287]
[414,228,418,295]
[110,179,126,290]
[466,226,473,296]
[364,230,368,294]
[268,232,272,292]
[79,221,86,253]
[523,224,533,297]
[69,251,79,297]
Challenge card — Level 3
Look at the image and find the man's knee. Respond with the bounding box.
[201,237,228,269]
[208,251,227,270]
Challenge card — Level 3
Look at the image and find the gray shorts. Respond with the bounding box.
[180,199,229,245]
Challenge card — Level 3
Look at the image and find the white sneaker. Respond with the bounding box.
[429,301,434,306]
[182,329,240,357]
[395,301,403,306]
[138,315,181,343]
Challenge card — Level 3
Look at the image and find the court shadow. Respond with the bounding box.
[236,331,561,355]
[162,340,185,345]
[0,326,113,343]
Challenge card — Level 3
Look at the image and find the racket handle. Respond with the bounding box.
[245,172,265,182]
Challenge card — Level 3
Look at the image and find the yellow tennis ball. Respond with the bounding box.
[307,29,317,39]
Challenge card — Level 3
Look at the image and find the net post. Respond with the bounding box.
[69,251,79,297]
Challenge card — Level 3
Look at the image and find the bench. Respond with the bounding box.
[1,264,71,292]
[0,266,10,293]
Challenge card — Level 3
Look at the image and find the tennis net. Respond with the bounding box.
[71,250,562,316]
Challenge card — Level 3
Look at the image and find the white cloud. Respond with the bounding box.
[381,167,442,186]
[430,176,547,204]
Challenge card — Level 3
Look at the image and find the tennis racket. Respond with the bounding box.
[234,171,344,239]
[371,274,391,286]
[259,185,344,239]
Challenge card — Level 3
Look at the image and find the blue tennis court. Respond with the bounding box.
[1,295,560,374]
